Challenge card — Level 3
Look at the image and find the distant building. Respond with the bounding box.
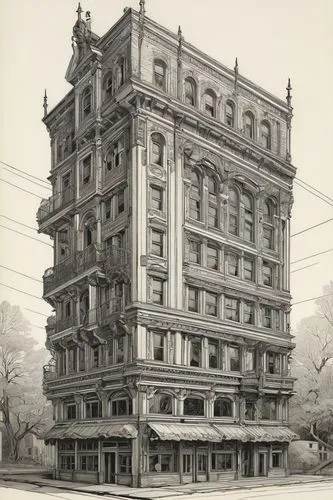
[19,433,55,468]
[39,2,297,487]
[289,440,332,471]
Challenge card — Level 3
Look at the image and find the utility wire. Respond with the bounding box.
[0,214,37,232]
[295,177,333,204]
[2,166,51,191]
[291,217,333,237]
[290,262,319,274]
[292,293,333,306]
[0,178,45,199]
[0,282,43,301]
[291,248,333,265]
[25,308,49,318]
[0,224,53,247]
[0,159,50,186]
[294,180,333,207]
[0,265,42,283]
[31,324,46,330]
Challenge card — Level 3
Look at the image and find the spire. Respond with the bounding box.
[234,57,239,92]
[76,2,83,21]
[286,77,292,108]
[43,89,48,118]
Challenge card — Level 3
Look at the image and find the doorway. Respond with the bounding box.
[259,452,268,477]
[104,452,116,483]
[195,451,208,482]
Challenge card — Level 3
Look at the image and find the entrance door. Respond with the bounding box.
[195,452,208,482]
[259,452,268,477]
[242,446,251,477]
[104,452,116,483]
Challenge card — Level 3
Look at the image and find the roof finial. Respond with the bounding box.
[139,0,146,19]
[178,25,183,58]
[76,2,83,21]
[286,77,292,108]
[234,57,239,92]
[43,89,48,118]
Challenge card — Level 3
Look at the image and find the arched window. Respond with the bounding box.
[115,58,125,90]
[185,78,196,106]
[110,396,132,416]
[184,397,204,416]
[204,90,216,117]
[151,133,165,166]
[226,101,235,127]
[243,192,254,242]
[149,393,173,414]
[244,111,255,139]
[104,72,113,98]
[261,121,271,149]
[153,59,167,90]
[82,87,92,119]
[228,188,239,235]
[214,398,233,417]
[189,170,201,220]
[263,198,275,249]
[208,176,218,228]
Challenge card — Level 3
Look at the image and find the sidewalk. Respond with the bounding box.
[1,473,333,498]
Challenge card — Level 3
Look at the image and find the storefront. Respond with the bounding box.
[45,422,297,486]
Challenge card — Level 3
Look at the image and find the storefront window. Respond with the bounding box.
[211,452,233,471]
[79,455,98,471]
[272,450,283,468]
[60,455,75,470]
[182,454,193,473]
[148,443,175,472]
[119,454,132,473]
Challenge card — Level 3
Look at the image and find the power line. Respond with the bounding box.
[31,324,46,330]
[0,282,43,301]
[0,224,53,247]
[0,159,50,186]
[294,180,333,207]
[292,293,333,306]
[290,262,319,274]
[291,248,333,265]
[0,178,45,199]
[25,308,49,318]
[0,214,37,232]
[291,217,333,237]
[0,265,42,283]
[295,177,333,204]
[2,167,51,191]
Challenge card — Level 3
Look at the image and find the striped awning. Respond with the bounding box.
[214,425,298,443]
[44,422,137,441]
[149,423,222,442]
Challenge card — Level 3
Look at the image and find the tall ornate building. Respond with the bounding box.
[39,2,297,487]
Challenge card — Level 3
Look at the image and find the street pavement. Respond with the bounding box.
[1,480,333,500]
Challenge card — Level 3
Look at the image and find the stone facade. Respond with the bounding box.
[39,3,296,487]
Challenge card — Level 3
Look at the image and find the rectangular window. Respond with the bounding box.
[207,245,218,270]
[189,197,200,220]
[153,333,164,361]
[183,454,193,473]
[262,397,277,420]
[244,350,256,371]
[211,453,233,471]
[263,226,274,249]
[245,401,255,420]
[208,341,219,369]
[86,401,102,419]
[244,302,255,324]
[82,155,91,185]
[263,306,272,328]
[272,452,283,468]
[117,189,125,214]
[206,292,218,316]
[227,254,239,276]
[119,454,132,474]
[66,404,77,420]
[112,399,129,416]
[92,346,100,368]
[190,339,201,367]
[267,352,281,374]
[244,257,255,281]
[208,205,218,228]
[151,186,163,211]
[189,240,201,264]
[188,287,199,312]
[60,455,75,470]
[229,346,240,371]
[105,198,111,220]
[116,335,124,364]
[263,262,273,287]
[152,279,164,305]
[225,297,239,322]
[151,230,164,257]
[79,455,98,471]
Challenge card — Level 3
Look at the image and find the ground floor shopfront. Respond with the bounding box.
[46,421,297,487]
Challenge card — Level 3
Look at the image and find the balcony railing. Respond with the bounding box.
[55,315,77,333]
[37,187,75,225]
[99,297,124,326]
[43,245,104,295]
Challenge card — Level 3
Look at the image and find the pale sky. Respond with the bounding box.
[0,0,332,345]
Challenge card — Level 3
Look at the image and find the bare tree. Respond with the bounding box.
[0,301,52,461]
